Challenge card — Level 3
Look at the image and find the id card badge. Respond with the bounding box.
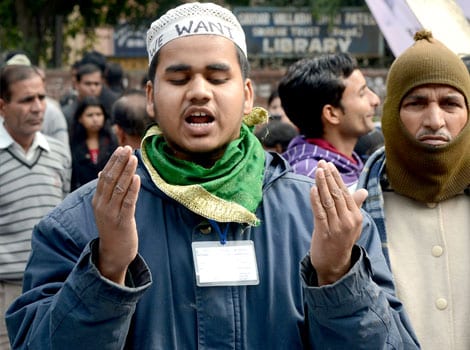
[192,241,259,287]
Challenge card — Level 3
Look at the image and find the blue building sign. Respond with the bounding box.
[114,24,147,58]
[233,7,382,58]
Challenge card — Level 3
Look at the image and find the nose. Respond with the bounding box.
[423,103,445,130]
[186,75,211,102]
[31,96,45,112]
[369,89,380,107]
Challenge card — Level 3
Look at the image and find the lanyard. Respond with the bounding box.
[208,219,229,245]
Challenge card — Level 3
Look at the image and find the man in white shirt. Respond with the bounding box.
[0,64,71,347]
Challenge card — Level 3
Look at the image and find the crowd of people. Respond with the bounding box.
[0,1,469,349]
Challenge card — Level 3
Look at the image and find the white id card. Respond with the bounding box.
[192,241,259,287]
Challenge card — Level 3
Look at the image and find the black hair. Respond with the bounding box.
[75,63,102,82]
[354,127,384,162]
[80,51,107,73]
[111,90,153,137]
[267,90,280,106]
[105,62,125,93]
[70,96,113,144]
[278,53,357,138]
[255,120,298,153]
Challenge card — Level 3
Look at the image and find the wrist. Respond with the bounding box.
[316,264,351,286]
[313,245,362,286]
[94,241,130,285]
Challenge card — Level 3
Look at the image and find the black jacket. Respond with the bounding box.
[70,134,118,191]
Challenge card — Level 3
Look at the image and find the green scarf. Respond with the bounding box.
[141,123,265,226]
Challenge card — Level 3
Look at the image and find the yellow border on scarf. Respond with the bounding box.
[141,125,260,226]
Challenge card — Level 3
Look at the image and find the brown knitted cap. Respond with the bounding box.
[382,30,470,203]
[383,30,470,120]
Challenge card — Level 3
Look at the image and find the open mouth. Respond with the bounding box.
[185,112,214,125]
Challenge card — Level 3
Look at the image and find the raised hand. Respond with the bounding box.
[92,146,141,285]
[309,160,368,286]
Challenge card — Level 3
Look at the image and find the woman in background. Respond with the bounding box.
[69,96,118,191]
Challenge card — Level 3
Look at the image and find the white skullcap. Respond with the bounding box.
[146,2,247,66]
[6,54,31,66]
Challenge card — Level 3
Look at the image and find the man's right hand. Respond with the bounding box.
[309,160,368,286]
[92,146,141,285]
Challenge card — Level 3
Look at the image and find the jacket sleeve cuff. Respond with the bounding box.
[301,245,374,309]
[66,239,152,307]
[90,238,152,289]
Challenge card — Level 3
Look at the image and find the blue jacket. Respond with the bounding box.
[6,151,419,349]
[356,147,391,266]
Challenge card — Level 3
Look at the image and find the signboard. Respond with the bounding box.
[233,7,382,58]
[363,0,469,58]
[114,23,147,58]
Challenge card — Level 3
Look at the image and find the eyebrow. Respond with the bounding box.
[442,94,465,101]
[18,93,46,103]
[402,94,426,101]
[165,63,231,73]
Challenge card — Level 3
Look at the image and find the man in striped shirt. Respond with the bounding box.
[279,53,381,191]
[0,64,71,347]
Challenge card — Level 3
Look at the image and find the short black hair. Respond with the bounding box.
[111,90,153,137]
[267,90,280,107]
[255,120,298,152]
[105,62,125,92]
[76,63,102,82]
[80,50,107,73]
[278,53,357,138]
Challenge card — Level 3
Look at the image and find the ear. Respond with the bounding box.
[243,79,254,115]
[322,104,341,126]
[113,125,125,146]
[146,81,155,118]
